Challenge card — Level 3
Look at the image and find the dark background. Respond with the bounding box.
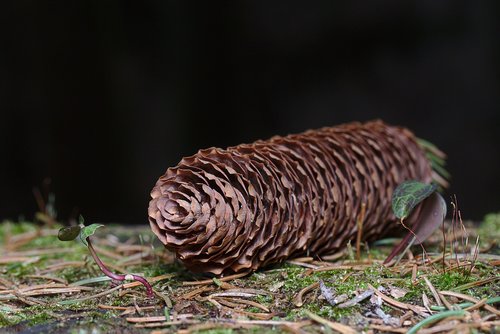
[1,1,499,224]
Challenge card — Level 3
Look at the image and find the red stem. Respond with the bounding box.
[86,237,154,297]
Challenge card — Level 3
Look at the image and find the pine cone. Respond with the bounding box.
[148,120,446,274]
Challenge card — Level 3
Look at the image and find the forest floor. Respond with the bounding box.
[0,214,498,334]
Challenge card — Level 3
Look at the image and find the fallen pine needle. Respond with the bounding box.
[423,276,442,306]
[369,324,407,333]
[0,256,39,264]
[464,298,488,312]
[439,290,500,316]
[430,296,500,311]
[136,320,200,329]
[453,277,499,291]
[303,310,356,334]
[153,289,173,308]
[449,320,500,333]
[312,264,370,272]
[406,310,466,334]
[182,271,250,286]
[437,292,454,310]
[173,319,310,334]
[217,297,270,312]
[206,297,274,320]
[58,284,123,305]
[127,314,193,323]
[122,273,175,289]
[320,250,346,261]
[17,287,92,296]
[40,261,85,273]
[25,274,68,285]
[293,282,319,307]
[368,284,428,316]
[286,260,320,269]
[180,286,214,299]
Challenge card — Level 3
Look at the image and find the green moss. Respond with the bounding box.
[194,329,235,334]
[429,271,474,291]
[0,312,13,327]
[26,310,52,326]
[255,294,272,305]
[281,267,316,292]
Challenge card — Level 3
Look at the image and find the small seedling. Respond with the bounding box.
[385,180,447,264]
[58,216,154,297]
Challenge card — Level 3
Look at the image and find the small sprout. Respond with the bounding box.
[79,223,104,246]
[392,180,437,219]
[57,225,82,241]
[385,181,446,264]
[58,216,154,298]
[212,277,223,287]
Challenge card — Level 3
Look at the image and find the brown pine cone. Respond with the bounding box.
[148,120,447,274]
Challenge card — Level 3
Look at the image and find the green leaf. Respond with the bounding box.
[58,225,82,241]
[392,180,437,219]
[79,223,105,246]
